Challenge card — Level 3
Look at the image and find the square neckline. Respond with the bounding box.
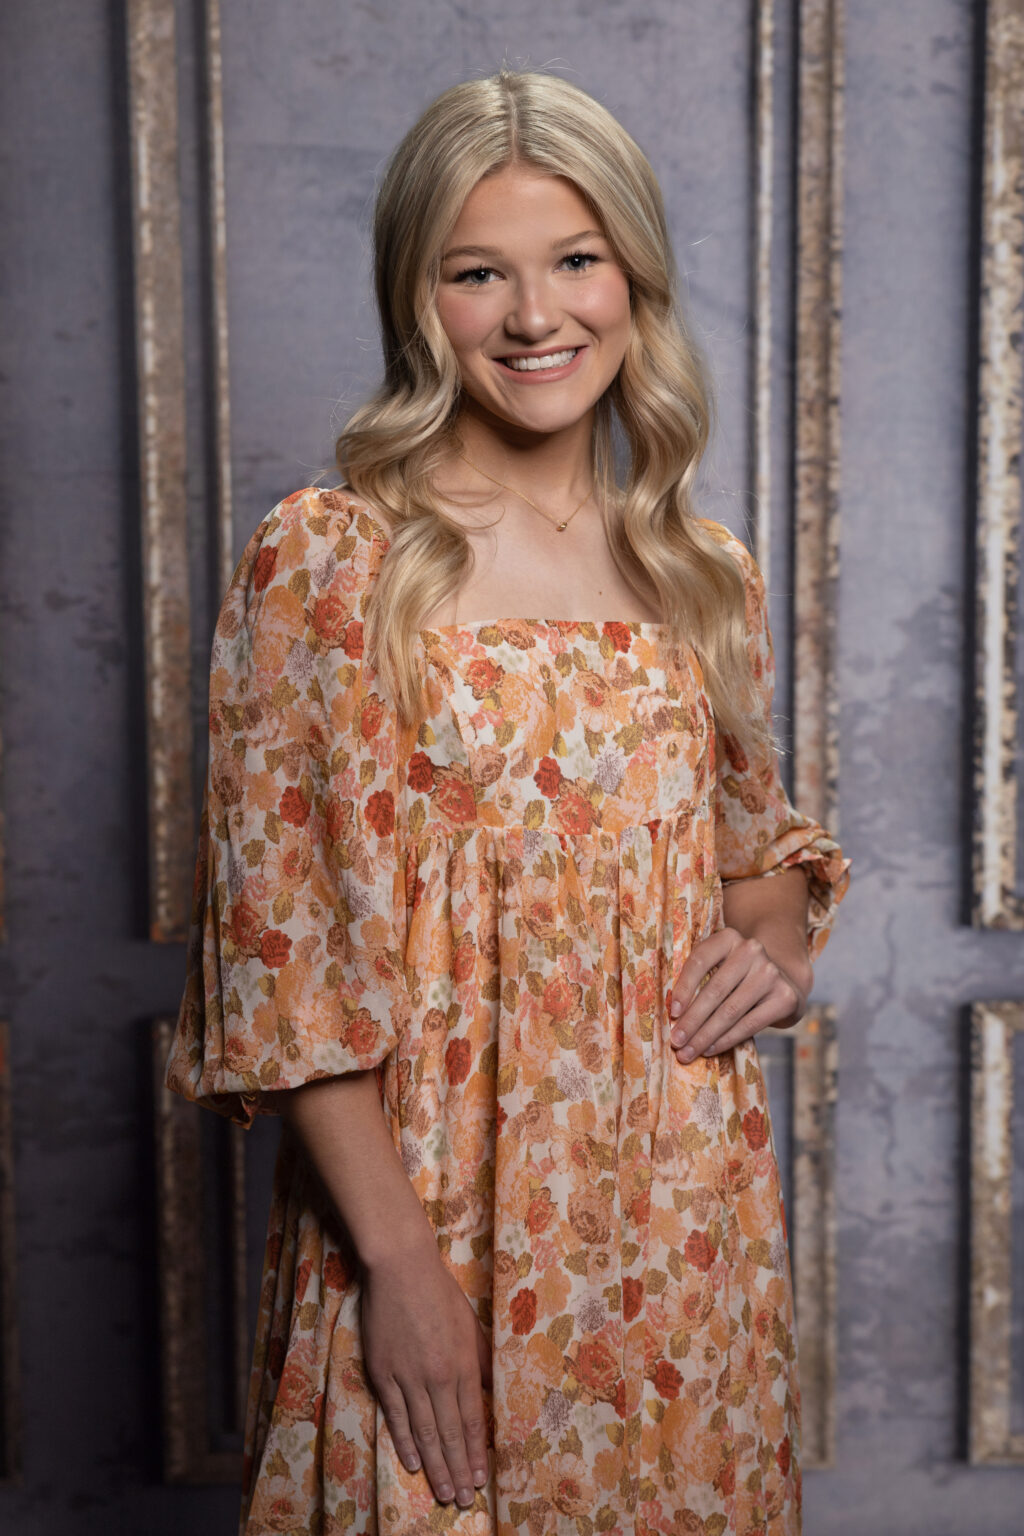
[350,496,673,635]
[420,616,676,634]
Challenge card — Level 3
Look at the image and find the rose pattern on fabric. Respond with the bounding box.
[166,486,851,1535]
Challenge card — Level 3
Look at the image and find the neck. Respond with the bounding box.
[450,403,597,507]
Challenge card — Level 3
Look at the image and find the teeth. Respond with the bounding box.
[504,348,578,371]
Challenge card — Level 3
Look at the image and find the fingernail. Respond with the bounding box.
[406,1454,421,1472]
[458,1486,474,1504]
[682,1047,695,1063]
[671,1032,684,1048]
[474,1468,488,1486]
[670,1000,683,1018]
[439,1483,454,1500]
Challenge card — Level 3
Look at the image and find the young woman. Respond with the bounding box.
[167,66,850,1536]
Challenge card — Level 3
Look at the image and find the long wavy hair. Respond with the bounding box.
[336,66,776,761]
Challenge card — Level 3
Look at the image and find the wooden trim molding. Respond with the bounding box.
[0,1023,20,1483]
[789,1007,838,1468]
[971,0,1024,930]
[751,0,776,577]
[204,0,236,597]
[126,0,194,943]
[793,0,844,837]
[968,1001,1024,1464]
[791,0,844,1470]
[749,0,845,1468]
[152,1018,249,1483]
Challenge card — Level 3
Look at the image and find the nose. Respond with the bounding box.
[503,272,562,343]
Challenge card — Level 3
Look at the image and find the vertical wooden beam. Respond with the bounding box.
[790,0,845,1468]
[968,1001,1024,1463]
[790,1007,837,1468]
[971,0,1024,931]
[793,0,844,834]
[751,0,776,575]
[126,0,194,942]
[0,1023,20,1484]
[152,1019,249,1483]
[0,736,5,947]
[204,0,236,598]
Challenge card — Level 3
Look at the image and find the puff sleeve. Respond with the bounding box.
[164,487,411,1127]
[708,523,852,960]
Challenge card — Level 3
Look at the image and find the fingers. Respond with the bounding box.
[377,1354,488,1509]
[671,936,803,1060]
[673,964,771,1061]
[457,1369,492,1496]
[376,1376,423,1480]
[671,927,740,1015]
[409,1367,487,1509]
[363,1278,490,1507]
[676,996,786,1060]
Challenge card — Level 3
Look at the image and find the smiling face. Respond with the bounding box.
[434,164,633,442]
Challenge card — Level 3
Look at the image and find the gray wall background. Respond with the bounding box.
[1,0,1023,1531]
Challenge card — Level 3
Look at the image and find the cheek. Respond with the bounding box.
[580,270,632,335]
[435,292,493,357]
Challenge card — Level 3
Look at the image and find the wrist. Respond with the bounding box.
[745,917,814,1003]
[358,1218,440,1277]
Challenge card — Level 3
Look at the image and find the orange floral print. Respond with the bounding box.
[165,485,851,1535]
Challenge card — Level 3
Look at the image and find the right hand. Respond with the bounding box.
[359,1244,493,1509]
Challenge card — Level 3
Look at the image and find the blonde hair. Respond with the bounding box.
[336,66,776,761]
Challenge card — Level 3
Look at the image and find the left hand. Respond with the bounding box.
[669,927,813,1063]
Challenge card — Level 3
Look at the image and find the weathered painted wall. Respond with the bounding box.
[0,0,1021,1530]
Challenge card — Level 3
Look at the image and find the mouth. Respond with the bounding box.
[493,346,587,379]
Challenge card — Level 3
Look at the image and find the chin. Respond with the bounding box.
[488,394,602,434]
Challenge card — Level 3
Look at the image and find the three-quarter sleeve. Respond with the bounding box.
[706,523,851,960]
[165,488,411,1127]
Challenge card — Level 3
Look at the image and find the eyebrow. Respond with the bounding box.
[442,228,607,261]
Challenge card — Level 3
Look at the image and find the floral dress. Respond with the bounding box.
[165,485,851,1536]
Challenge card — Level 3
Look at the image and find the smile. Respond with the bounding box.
[494,346,587,381]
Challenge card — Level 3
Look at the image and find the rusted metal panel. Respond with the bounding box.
[152,1018,249,1484]
[790,1006,837,1469]
[126,0,194,942]
[971,0,1024,930]
[968,1001,1024,1464]
[0,1022,20,1484]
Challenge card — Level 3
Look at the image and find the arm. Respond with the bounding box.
[278,1071,438,1269]
[279,1072,492,1510]
[669,868,814,1062]
[721,866,815,1003]
[668,524,851,1062]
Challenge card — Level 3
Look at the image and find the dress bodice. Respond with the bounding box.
[405,617,716,840]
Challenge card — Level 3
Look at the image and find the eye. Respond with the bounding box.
[450,249,601,285]
[452,265,497,285]
[561,249,599,273]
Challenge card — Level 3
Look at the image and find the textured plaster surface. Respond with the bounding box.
[0,0,1022,1531]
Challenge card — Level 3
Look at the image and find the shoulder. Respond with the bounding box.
[693,517,769,629]
[208,488,396,688]
[241,484,390,595]
[217,485,393,641]
[693,515,762,591]
[693,517,770,665]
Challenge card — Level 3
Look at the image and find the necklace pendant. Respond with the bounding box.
[556,520,568,532]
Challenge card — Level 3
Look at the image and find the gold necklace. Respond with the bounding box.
[457,451,594,533]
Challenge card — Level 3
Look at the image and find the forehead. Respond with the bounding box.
[448,167,602,240]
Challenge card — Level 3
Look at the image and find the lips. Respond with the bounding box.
[493,345,588,379]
